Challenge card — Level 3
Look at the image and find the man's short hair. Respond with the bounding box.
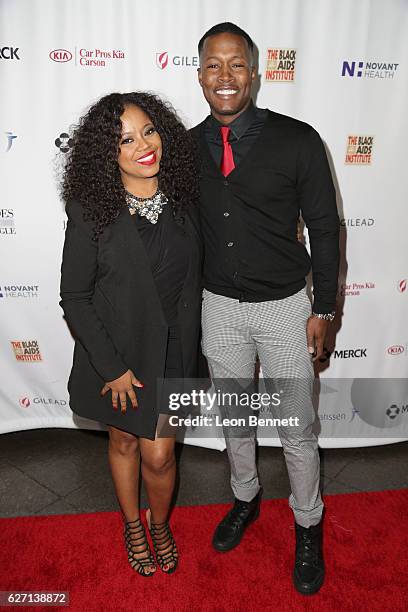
[198,22,254,58]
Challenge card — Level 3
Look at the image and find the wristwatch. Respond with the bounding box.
[312,311,336,322]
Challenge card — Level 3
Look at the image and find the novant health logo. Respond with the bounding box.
[341,60,399,79]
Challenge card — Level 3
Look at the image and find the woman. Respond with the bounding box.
[59,92,202,576]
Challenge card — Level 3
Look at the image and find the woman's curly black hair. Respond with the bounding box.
[61,91,200,239]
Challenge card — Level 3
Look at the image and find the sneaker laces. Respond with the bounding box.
[224,501,251,531]
[296,529,320,566]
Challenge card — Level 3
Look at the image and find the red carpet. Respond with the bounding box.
[0,489,407,612]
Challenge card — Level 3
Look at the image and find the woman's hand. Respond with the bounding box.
[100,369,143,413]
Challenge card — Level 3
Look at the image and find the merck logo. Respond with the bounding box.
[156,51,169,70]
[342,60,364,77]
[49,49,72,63]
[0,47,20,60]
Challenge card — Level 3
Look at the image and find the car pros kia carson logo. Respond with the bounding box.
[387,345,405,356]
[49,49,72,63]
[265,48,296,82]
[342,60,399,79]
[50,47,125,67]
[339,281,375,297]
[155,51,198,70]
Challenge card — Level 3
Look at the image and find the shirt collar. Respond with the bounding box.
[206,101,257,141]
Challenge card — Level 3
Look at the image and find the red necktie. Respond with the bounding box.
[220,126,235,176]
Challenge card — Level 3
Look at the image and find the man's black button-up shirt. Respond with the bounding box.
[194,104,340,313]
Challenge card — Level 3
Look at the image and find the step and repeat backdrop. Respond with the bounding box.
[1,0,407,447]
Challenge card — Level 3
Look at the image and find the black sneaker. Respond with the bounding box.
[293,519,325,594]
[212,488,262,552]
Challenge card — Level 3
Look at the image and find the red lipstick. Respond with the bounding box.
[136,151,157,166]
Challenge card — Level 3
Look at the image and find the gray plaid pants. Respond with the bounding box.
[201,287,323,528]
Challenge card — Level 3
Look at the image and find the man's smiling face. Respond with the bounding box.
[198,32,255,124]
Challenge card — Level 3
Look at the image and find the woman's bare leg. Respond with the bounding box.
[139,420,177,570]
[108,425,156,574]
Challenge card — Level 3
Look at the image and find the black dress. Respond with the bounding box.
[132,203,190,393]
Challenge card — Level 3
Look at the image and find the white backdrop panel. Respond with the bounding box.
[1,0,407,448]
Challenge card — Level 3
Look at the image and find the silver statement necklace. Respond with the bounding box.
[125,187,168,224]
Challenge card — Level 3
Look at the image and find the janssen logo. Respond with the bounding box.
[49,49,72,63]
[4,131,17,152]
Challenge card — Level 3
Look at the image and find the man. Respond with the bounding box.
[191,22,340,595]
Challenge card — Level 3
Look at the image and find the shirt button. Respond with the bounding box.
[227,241,234,247]
[183,302,188,308]
[223,180,228,186]
[224,212,230,217]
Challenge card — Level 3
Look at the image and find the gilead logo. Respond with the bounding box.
[387,345,404,355]
[49,49,72,62]
[156,51,169,70]
[398,279,407,293]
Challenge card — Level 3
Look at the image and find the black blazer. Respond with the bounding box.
[60,199,203,439]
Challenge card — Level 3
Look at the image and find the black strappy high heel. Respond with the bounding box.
[147,513,178,574]
[124,517,156,577]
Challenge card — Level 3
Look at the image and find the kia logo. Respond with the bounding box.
[19,397,30,408]
[49,49,72,63]
[387,345,404,355]
[156,51,169,70]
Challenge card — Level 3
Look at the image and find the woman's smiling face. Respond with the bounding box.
[117,104,162,182]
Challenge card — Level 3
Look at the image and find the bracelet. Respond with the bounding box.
[312,311,336,322]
